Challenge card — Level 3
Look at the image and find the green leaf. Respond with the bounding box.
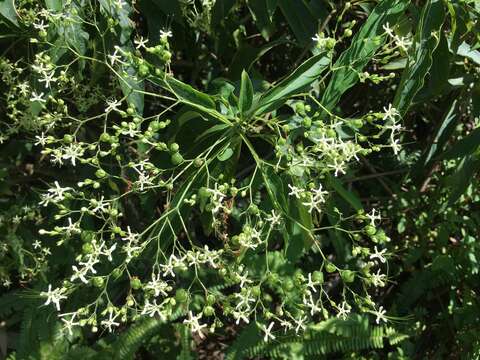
[413,99,458,176]
[456,41,480,66]
[239,70,254,115]
[266,0,278,18]
[254,52,330,115]
[261,166,313,262]
[446,155,480,205]
[320,0,410,112]
[45,0,62,11]
[442,128,480,160]
[0,0,18,26]
[229,38,286,79]
[277,0,316,46]
[119,64,145,115]
[327,175,363,211]
[155,75,216,110]
[217,147,234,161]
[415,31,451,101]
[393,0,446,116]
[247,0,276,40]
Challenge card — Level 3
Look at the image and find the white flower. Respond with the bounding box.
[41,284,67,311]
[62,143,84,166]
[236,271,253,288]
[382,22,395,37]
[233,310,250,325]
[303,292,322,316]
[33,240,42,249]
[371,269,387,287]
[101,310,120,332]
[122,226,140,243]
[374,306,387,324]
[261,322,276,342]
[288,184,303,199]
[366,208,381,226]
[312,34,321,43]
[391,138,401,155]
[30,91,46,103]
[183,311,207,338]
[39,70,57,88]
[265,210,281,227]
[141,299,166,319]
[235,290,256,311]
[105,98,122,113]
[35,132,48,147]
[328,158,346,177]
[134,36,149,49]
[383,104,399,122]
[302,185,328,213]
[337,301,351,319]
[370,246,387,263]
[279,319,293,333]
[294,316,307,334]
[160,254,181,277]
[145,272,169,297]
[160,30,172,40]
[107,47,125,66]
[33,20,49,31]
[60,313,79,336]
[306,273,319,293]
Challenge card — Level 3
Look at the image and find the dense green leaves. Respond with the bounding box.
[1,0,479,359]
[320,0,410,112]
[254,52,330,114]
[393,0,446,116]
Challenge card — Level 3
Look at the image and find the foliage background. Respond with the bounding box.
[0,0,479,359]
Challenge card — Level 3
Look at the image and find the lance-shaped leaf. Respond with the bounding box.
[253,52,331,115]
[0,0,18,27]
[393,0,446,116]
[261,166,313,262]
[239,70,254,116]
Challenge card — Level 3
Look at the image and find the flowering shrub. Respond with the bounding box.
[0,0,479,358]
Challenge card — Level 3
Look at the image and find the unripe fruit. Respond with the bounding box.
[203,306,215,316]
[325,262,336,273]
[92,277,104,288]
[82,243,94,254]
[100,133,110,142]
[95,169,107,178]
[169,143,180,152]
[63,134,73,143]
[364,225,376,236]
[138,64,149,77]
[130,277,142,290]
[171,152,184,165]
[176,289,188,303]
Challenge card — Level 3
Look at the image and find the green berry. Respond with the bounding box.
[130,277,142,290]
[100,133,110,142]
[203,306,215,316]
[365,225,376,236]
[171,152,184,165]
[95,169,107,178]
[176,289,188,303]
[341,270,355,283]
[325,262,336,273]
[82,243,94,254]
[138,64,149,77]
[92,277,104,288]
[169,143,180,153]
